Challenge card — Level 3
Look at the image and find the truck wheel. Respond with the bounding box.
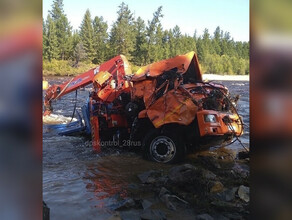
[142,130,185,163]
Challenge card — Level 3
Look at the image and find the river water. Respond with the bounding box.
[43,77,249,219]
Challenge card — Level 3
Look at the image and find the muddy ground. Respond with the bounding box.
[43,77,249,220]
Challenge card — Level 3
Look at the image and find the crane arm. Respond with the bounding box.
[43,68,96,115]
[43,55,132,116]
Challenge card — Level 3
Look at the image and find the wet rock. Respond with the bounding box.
[196,213,214,220]
[158,187,188,211]
[106,211,122,220]
[158,187,176,210]
[238,151,249,160]
[137,170,161,184]
[210,181,224,193]
[115,198,136,210]
[168,164,198,183]
[142,199,153,210]
[224,212,244,220]
[168,164,217,184]
[232,163,249,179]
[211,200,244,212]
[202,169,217,180]
[140,209,166,220]
[158,187,170,198]
[216,187,238,202]
[160,194,177,210]
[215,214,229,220]
[238,185,249,202]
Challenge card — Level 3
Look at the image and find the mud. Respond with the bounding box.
[43,77,249,219]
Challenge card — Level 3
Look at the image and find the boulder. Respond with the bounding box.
[196,213,214,220]
[142,199,153,210]
[140,209,166,220]
[216,187,238,202]
[168,164,198,183]
[115,198,136,210]
[210,181,224,193]
[202,169,217,180]
[232,163,249,179]
[137,170,161,184]
[158,187,170,198]
[238,185,249,202]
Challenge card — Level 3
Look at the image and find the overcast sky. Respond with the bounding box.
[43,0,249,42]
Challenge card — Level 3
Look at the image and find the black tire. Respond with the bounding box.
[142,129,185,163]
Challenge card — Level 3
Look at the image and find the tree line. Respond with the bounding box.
[43,0,249,75]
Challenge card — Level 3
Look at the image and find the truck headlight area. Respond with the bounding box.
[204,114,217,123]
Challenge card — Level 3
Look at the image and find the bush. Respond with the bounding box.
[43,60,96,76]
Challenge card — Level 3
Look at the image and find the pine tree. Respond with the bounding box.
[167,29,175,57]
[92,16,108,64]
[79,9,95,62]
[44,15,59,61]
[212,26,222,55]
[50,0,73,60]
[146,6,163,63]
[70,30,81,59]
[43,18,48,59]
[173,25,182,56]
[109,2,135,60]
[162,30,170,59]
[133,17,147,65]
[154,24,164,61]
[180,35,196,55]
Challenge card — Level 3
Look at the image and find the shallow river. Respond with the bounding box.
[43,77,249,219]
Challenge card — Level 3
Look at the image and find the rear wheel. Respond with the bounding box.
[142,130,185,163]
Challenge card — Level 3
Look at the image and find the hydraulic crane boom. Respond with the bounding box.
[43,55,132,115]
[43,68,96,115]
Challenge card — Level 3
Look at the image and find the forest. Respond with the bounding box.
[43,0,249,76]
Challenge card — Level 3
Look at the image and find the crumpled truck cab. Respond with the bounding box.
[125,51,243,163]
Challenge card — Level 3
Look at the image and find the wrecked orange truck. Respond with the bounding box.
[44,52,243,163]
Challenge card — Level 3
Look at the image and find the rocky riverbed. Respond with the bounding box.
[103,148,249,220]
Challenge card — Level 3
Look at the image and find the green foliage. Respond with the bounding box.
[43,15,59,61]
[109,2,136,60]
[49,0,73,60]
[43,2,249,76]
[80,9,95,62]
[92,16,108,64]
[145,6,164,63]
[132,17,147,65]
[43,59,95,76]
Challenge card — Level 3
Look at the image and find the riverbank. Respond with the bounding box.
[43,60,249,79]
[202,74,249,81]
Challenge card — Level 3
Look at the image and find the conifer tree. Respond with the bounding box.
[50,0,72,60]
[133,17,147,65]
[92,16,108,63]
[109,2,135,59]
[79,9,95,62]
[44,15,59,61]
[146,6,163,63]
[173,25,182,56]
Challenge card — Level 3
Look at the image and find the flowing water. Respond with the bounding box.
[43,77,249,219]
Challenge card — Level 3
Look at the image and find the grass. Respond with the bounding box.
[43,60,96,76]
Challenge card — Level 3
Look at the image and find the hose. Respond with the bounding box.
[69,90,78,123]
